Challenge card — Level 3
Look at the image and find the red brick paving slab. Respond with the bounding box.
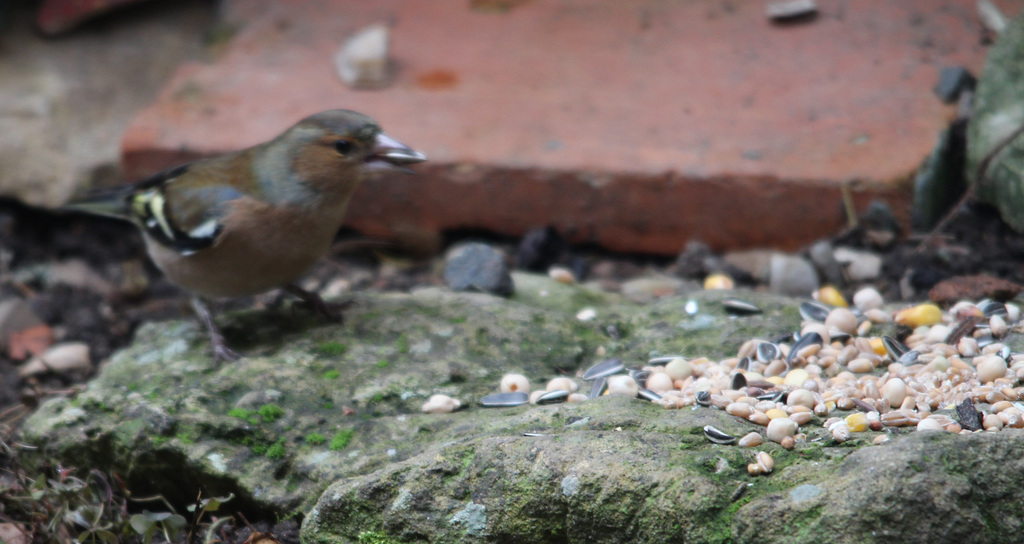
[123,0,1019,253]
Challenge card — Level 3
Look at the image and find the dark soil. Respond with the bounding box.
[1,196,1022,542]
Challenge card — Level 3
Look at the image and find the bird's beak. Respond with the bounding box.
[365,132,427,172]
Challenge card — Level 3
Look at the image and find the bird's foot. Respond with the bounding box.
[211,333,241,363]
[191,296,242,364]
[283,283,351,323]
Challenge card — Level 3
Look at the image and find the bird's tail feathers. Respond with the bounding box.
[62,187,133,221]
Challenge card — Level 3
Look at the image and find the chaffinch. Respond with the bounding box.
[73,109,426,362]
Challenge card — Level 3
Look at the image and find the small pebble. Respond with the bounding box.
[548,266,576,284]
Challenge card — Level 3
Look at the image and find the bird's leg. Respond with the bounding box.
[190,296,240,363]
[282,283,348,322]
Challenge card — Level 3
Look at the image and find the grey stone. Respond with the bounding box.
[768,253,819,296]
[443,243,514,296]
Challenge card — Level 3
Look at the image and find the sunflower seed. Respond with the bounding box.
[480,392,530,408]
[537,389,570,405]
[799,301,831,322]
[756,342,780,362]
[979,300,1008,318]
[724,298,763,315]
[588,376,608,399]
[737,356,752,371]
[897,349,920,365]
[647,355,682,365]
[582,358,625,380]
[696,390,712,406]
[787,331,823,364]
[638,388,662,401]
[703,425,737,445]
[628,368,651,384]
[882,335,908,360]
[730,372,747,390]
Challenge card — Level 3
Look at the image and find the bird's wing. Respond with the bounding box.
[128,162,248,256]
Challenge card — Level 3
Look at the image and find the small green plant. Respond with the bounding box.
[376,360,389,369]
[306,433,327,445]
[330,429,355,451]
[228,407,259,425]
[323,369,341,379]
[258,403,285,423]
[266,439,287,460]
[316,341,348,356]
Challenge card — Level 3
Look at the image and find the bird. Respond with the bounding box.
[69,109,426,362]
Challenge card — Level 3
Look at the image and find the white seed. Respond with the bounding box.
[606,375,639,397]
[976,355,1008,384]
[916,417,944,432]
[983,413,1004,431]
[848,358,874,373]
[664,358,693,380]
[421,394,461,414]
[825,308,858,336]
[567,393,589,403]
[756,451,774,474]
[991,315,1008,338]
[853,287,884,311]
[529,390,545,404]
[547,377,578,393]
[790,411,813,425]
[766,417,799,443]
[500,374,531,394]
[872,434,889,445]
[738,432,763,447]
[881,378,909,408]
[645,372,674,393]
[864,308,893,323]
[726,402,754,418]
[787,389,815,409]
[958,337,980,358]
[830,421,851,442]
[747,463,762,476]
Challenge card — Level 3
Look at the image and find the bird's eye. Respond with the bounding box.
[334,140,354,155]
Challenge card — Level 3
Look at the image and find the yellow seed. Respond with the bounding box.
[844,412,869,432]
[765,376,785,385]
[816,285,848,308]
[765,408,789,420]
[783,368,810,386]
[894,304,942,327]
[704,273,735,290]
[869,337,886,356]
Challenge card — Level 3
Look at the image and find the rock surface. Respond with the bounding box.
[0,2,212,208]
[968,10,1024,233]
[18,273,1024,543]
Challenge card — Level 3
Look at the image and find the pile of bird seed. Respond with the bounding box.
[473,286,1023,451]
